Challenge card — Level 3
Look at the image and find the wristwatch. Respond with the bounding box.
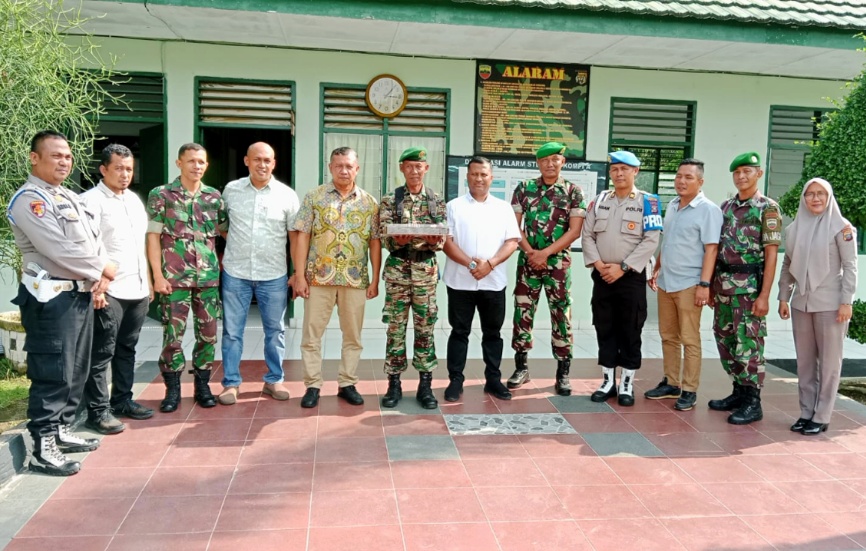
[698,281,711,288]
[468,260,477,270]
[620,261,630,272]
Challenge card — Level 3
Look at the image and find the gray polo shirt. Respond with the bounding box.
[657,191,723,293]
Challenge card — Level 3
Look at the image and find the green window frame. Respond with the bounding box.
[608,98,697,209]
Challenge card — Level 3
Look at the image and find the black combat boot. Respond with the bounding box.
[30,435,80,477]
[591,366,617,402]
[727,385,763,425]
[191,369,217,408]
[555,359,572,396]
[507,352,530,389]
[416,371,438,410]
[381,374,402,408]
[160,371,182,412]
[708,382,742,411]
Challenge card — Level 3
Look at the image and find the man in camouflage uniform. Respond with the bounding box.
[509,142,585,396]
[379,147,446,410]
[146,143,226,413]
[708,151,781,424]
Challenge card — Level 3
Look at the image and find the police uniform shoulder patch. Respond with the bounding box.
[842,225,854,241]
[29,201,46,218]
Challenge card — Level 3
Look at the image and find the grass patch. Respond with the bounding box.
[0,357,29,434]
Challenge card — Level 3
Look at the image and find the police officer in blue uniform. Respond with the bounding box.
[7,131,116,476]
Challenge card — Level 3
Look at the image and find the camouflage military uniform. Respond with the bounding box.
[712,192,782,388]
[147,179,226,373]
[380,185,446,374]
[511,177,585,360]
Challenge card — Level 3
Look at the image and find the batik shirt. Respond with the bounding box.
[146,178,226,288]
[511,177,585,268]
[714,191,782,296]
[292,182,380,289]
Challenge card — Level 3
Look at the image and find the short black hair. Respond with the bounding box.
[30,130,68,153]
[679,158,705,177]
[330,147,357,162]
[101,144,133,167]
[178,142,206,159]
[467,156,492,170]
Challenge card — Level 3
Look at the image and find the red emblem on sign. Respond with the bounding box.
[29,200,45,218]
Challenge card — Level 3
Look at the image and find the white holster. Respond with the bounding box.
[21,263,86,303]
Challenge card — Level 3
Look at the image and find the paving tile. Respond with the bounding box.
[17,498,134,537]
[581,432,664,457]
[491,520,593,551]
[663,516,772,551]
[444,413,511,435]
[228,462,314,494]
[495,394,560,414]
[462,457,547,487]
[534,456,622,486]
[702,431,788,455]
[310,489,399,527]
[118,495,221,534]
[396,487,487,523]
[403,522,500,551]
[744,514,859,551]
[385,435,458,461]
[187,399,259,420]
[141,465,234,497]
[210,529,307,551]
[773,480,866,513]
[562,413,635,433]
[736,454,833,482]
[308,525,404,551]
[475,486,570,521]
[316,410,385,438]
[175,419,253,442]
[160,441,244,467]
[620,412,698,434]
[51,466,154,499]
[555,485,652,520]
[237,436,316,464]
[82,440,170,468]
[0,500,42,541]
[453,435,528,459]
[106,419,184,444]
[312,461,394,491]
[215,492,311,531]
[629,483,730,518]
[107,532,212,550]
[381,414,450,435]
[517,433,597,457]
[702,482,806,515]
[6,536,112,551]
[800,451,866,479]
[389,460,472,488]
[579,518,687,550]
[817,512,866,547]
[671,456,764,483]
[603,457,692,485]
[315,436,389,462]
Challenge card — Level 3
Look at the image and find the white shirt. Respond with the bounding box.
[222,176,300,281]
[443,193,521,291]
[81,182,149,300]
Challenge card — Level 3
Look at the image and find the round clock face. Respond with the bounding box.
[366,75,407,118]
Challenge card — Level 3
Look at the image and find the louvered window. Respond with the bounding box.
[608,98,696,208]
[198,79,294,128]
[102,74,165,121]
[321,84,448,199]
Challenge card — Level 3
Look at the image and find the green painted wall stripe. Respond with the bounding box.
[117,0,863,50]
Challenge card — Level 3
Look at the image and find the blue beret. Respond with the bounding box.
[608,151,640,167]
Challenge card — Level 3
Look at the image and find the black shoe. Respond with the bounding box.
[113,400,154,420]
[727,386,763,425]
[708,382,742,411]
[300,387,320,408]
[444,380,463,402]
[85,410,125,435]
[29,436,80,477]
[416,372,438,410]
[674,391,697,411]
[160,371,182,413]
[590,387,617,402]
[790,418,811,432]
[801,421,828,435]
[555,360,572,396]
[190,369,216,408]
[507,352,530,389]
[483,381,512,401]
[381,374,402,408]
[55,425,100,453]
[644,377,681,400]
[617,369,636,407]
[591,367,617,403]
[337,385,364,406]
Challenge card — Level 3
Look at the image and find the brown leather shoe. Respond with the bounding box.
[218,386,238,405]
[263,383,290,401]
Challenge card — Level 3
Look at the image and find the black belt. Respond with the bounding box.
[716,262,763,274]
[390,248,435,262]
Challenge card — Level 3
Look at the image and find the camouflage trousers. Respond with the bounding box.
[511,264,573,359]
[382,282,438,374]
[159,286,221,373]
[713,293,766,388]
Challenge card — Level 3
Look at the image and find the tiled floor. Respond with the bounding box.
[2,321,866,550]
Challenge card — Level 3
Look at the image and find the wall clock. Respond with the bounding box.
[365,74,408,119]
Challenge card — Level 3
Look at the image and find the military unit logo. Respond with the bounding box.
[478,64,491,80]
[576,71,588,85]
[29,200,45,218]
[766,217,778,230]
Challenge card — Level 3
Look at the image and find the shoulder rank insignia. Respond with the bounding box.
[29,201,45,218]
[842,225,854,241]
[628,192,636,199]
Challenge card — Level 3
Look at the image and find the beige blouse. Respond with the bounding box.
[778,227,858,312]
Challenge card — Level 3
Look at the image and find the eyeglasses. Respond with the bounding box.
[804,191,828,199]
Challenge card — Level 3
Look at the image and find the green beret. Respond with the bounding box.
[729,151,761,172]
[399,147,427,162]
[536,142,567,159]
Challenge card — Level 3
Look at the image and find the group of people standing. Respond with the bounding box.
[8,131,856,478]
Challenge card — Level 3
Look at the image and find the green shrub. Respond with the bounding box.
[850,300,866,345]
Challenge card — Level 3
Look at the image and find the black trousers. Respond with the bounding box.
[84,295,149,414]
[13,284,93,438]
[591,269,648,370]
[446,287,506,383]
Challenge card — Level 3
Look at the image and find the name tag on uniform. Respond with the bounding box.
[642,195,663,231]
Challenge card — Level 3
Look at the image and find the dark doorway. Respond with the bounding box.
[199,127,292,192]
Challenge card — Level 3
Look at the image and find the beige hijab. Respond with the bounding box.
[786,177,848,294]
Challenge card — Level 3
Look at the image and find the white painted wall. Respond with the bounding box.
[5,38,862,343]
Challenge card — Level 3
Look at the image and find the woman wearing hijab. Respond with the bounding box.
[778,177,857,435]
